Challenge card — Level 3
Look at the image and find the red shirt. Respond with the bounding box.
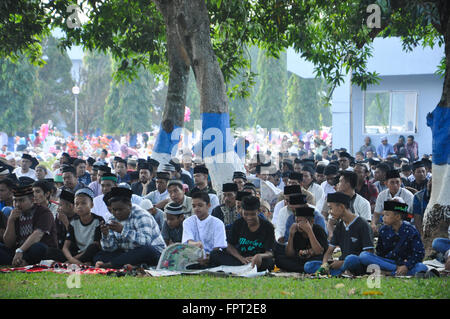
[356,179,378,207]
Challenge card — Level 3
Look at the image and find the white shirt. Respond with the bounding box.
[13,167,37,180]
[92,194,112,222]
[320,180,336,213]
[321,180,336,197]
[274,205,292,241]
[145,189,169,205]
[350,193,372,221]
[182,215,227,254]
[307,182,325,212]
[272,199,286,226]
[374,188,414,214]
[276,179,285,191]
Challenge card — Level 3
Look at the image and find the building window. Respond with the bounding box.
[363,91,417,134]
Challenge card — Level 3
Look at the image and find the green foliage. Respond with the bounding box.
[76,50,113,134]
[0,55,37,135]
[364,92,390,133]
[254,49,287,130]
[32,35,74,129]
[1,0,448,137]
[0,0,51,67]
[285,73,326,132]
[103,65,158,135]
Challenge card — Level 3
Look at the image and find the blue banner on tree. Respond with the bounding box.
[200,113,233,158]
[426,105,450,165]
[154,124,182,157]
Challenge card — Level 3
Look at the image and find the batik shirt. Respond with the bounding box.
[376,221,425,270]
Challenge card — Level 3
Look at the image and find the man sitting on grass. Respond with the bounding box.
[94,187,166,269]
[0,183,57,266]
[359,199,427,276]
[45,189,77,262]
[182,191,227,268]
[62,188,104,265]
[210,196,275,272]
[304,192,374,276]
[275,206,328,273]
[161,202,185,246]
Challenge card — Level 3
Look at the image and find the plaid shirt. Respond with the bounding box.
[101,204,166,253]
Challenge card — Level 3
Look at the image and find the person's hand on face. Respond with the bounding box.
[9,208,22,221]
[297,219,312,233]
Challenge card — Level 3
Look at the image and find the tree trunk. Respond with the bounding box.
[153,0,244,193]
[152,0,190,165]
[423,0,450,257]
[173,0,244,193]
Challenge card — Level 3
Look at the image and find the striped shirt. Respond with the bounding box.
[100,204,166,253]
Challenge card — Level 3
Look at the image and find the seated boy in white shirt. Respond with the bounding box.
[182,191,227,268]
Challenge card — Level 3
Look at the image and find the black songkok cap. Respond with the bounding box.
[233,171,247,180]
[288,194,307,205]
[284,185,301,195]
[21,154,33,161]
[137,162,152,172]
[156,171,171,180]
[193,165,209,175]
[222,183,238,193]
[327,192,351,206]
[59,189,75,204]
[148,158,160,167]
[236,191,252,201]
[412,161,425,171]
[384,200,413,221]
[386,169,401,180]
[106,187,133,203]
[61,165,76,175]
[289,171,303,182]
[295,206,315,217]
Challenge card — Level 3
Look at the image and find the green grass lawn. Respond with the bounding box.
[0,272,448,299]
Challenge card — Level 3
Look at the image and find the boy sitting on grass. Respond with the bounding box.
[275,206,328,273]
[62,188,103,265]
[359,199,427,276]
[304,192,374,276]
[209,195,276,272]
[161,202,185,246]
[182,191,227,268]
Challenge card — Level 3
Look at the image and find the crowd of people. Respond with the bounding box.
[0,131,448,279]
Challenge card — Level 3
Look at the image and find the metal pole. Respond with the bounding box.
[75,95,78,136]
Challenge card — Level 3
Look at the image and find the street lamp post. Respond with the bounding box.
[72,86,80,136]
